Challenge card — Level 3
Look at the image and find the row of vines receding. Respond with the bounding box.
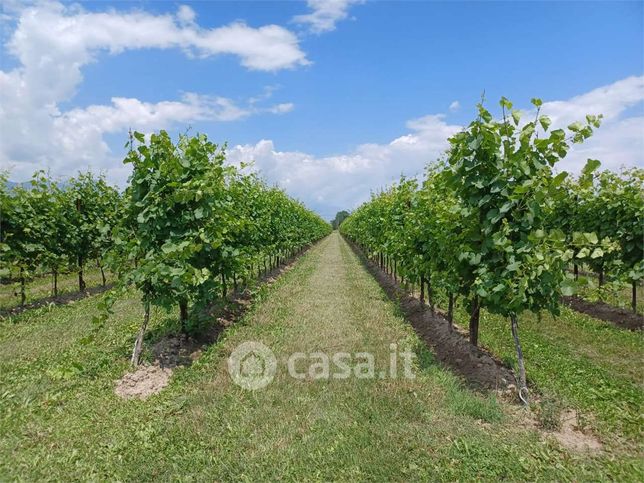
[340,97,643,404]
[0,130,331,365]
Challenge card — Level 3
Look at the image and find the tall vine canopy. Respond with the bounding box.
[341,96,643,403]
[107,130,330,363]
[0,131,330,365]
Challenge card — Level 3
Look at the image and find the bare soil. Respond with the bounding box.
[549,409,603,453]
[115,245,313,399]
[347,241,516,392]
[562,296,643,331]
[114,364,172,400]
[512,405,603,453]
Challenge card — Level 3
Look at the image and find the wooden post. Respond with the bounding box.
[131,300,150,366]
[511,313,528,405]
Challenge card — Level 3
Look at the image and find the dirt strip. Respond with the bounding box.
[345,239,516,392]
[116,242,320,399]
[562,296,643,331]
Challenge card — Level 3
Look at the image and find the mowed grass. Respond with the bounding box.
[460,305,643,443]
[0,266,110,310]
[0,233,641,480]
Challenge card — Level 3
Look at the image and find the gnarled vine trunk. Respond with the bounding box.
[78,254,86,292]
[469,296,480,346]
[98,259,106,286]
[419,275,425,305]
[20,267,26,306]
[427,272,434,314]
[447,292,454,331]
[179,300,189,333]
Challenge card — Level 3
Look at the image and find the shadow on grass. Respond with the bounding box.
[0,284,113,319]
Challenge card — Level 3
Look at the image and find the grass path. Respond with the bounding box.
[0,233,641,480]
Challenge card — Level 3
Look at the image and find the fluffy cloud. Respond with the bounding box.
[0,89,295,184]
[228,76,643,219]
[293,0,362,33]
[9,2,308,78]
[227,114,462,219]
[0,2,305,183]
[533,76,644,173]
[540,76,644,125]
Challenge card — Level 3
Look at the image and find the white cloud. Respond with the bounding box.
[227,114,462,219]
[293,0,362,33]
[559,115,644,173]
[176,5,196,25]
[0,2,304,184]
[449,100,460,112]
[541,76,644,125]
[267,103,295,114]
[530,76,644,173]
[0,90,295,184]
[227,76,643,219]
[1,2,640,221]
[56,94,252,144]
[8,2,308,78]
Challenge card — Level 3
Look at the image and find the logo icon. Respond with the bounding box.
[227,341,277,390]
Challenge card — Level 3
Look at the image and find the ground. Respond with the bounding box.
[0,233,641,480]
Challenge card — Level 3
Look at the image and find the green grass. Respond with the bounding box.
[454,301,643,445]
[0,266,110,310]
[0,233,642,480]
[576,274,644,315]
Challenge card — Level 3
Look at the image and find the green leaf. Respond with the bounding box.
[582,158,601,176]
[499,201,513,214]
[584,232,599,244]
[568,121,584,132]
[552,171,568,187]
[561,280,575,296]
[476,286,489,298]
[511,110,521,125]
[507,261,521,272]
[531,98,543,108]
[161,243,177,254]
[500,97,513,110]
[590,247,604,259]
[538,115,551,131]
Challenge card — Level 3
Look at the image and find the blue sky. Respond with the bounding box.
[1,0,642,219]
